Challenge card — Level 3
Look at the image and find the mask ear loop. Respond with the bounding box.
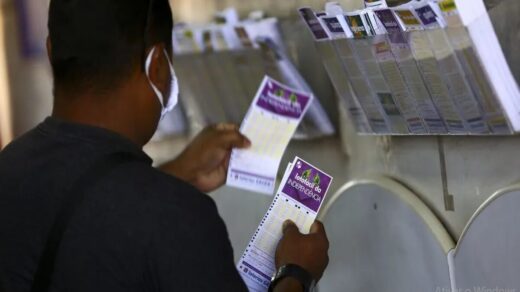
[161,49,179,112]
[144,47,166,109]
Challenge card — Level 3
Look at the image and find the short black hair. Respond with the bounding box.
[48,0,173,94]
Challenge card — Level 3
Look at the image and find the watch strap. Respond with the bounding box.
[268,264,315,292]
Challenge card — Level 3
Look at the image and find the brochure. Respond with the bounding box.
[344,14,415,134]
[393,9,469,133]
[371,36,428,133]
[415,4,490,133]
[436,0,520,134]
[316,15,373,133]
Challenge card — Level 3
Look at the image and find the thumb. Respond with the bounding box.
[220,131,252,149]
[309,220,326,235]
[282,220,300,236]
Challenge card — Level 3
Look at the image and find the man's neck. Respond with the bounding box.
[52,95,147,147]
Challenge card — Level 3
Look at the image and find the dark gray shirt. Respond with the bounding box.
[0,117,247,292]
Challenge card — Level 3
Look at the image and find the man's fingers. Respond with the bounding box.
[310,220,329,249]
[282,220,300,236]
[223,155,231,170]
[219,130,251,149]
[215,123,239,131]
[208,124,251,149]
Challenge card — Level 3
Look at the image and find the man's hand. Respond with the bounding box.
[160,124,251,193]
[274,220,329,288]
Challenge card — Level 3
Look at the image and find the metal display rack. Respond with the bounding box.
[300,0,520,136]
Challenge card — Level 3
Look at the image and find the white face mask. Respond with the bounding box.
[145,47,179,120]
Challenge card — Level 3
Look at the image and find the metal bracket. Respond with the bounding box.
[437,137,455,212]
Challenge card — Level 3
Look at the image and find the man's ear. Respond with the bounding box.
[146,43,169,94]
[46,37,52,63]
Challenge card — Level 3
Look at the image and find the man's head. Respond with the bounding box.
[48,0,174,145]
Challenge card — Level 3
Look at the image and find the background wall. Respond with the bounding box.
[1,0,52,140]
[0,1,12,147]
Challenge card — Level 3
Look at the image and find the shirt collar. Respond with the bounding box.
[38,117,153,165]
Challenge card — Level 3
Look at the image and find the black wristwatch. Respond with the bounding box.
[268,264,316,292]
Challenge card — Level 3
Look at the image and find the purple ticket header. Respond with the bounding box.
[322,16,345,34]
[281,158,333,212]
[415,5,439,26]
[374,9,402,34]
[256,77,312,119]
[374,9,407,44]
[299,8,329,41]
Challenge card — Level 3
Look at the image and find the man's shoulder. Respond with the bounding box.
[0,126,43,160]
[73,162,222,247]
[100,161,217,213]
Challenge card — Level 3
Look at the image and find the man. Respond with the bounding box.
[0,0,329,291]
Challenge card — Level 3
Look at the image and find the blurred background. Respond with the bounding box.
[0,0,404,142]
[1,0,520,291]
